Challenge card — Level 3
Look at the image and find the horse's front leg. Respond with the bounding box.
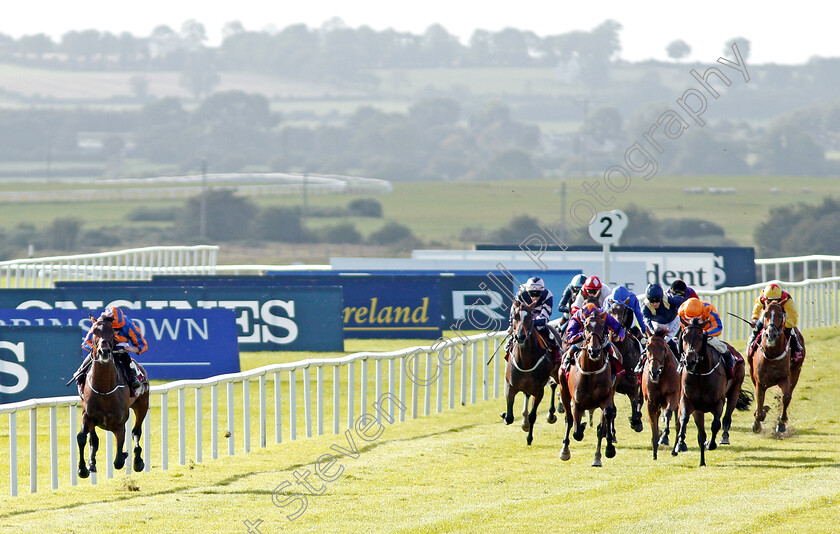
[777,376,792,434]
[673,401,690,456]
[88,428,99,474]
[526,388,544,446]
[573,404,587,441]
[648,402,661,460]
[753,382,768,433]
[604,401,617,459]
[694,411,707,466]
[707,402,723,451]
[501,381,515,425]
[114,425,128,470]
[76,417,91,479]
[521,394,531,432]
[546,381,558,424]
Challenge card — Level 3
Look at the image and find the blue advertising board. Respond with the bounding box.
[0,326,80,404]
[0,286,343,352]
[0,309,240,380]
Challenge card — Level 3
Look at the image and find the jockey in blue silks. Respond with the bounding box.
[605,285,645,338]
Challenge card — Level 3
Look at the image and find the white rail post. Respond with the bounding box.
[259,374,267,447]
[448,346,456,409]
[30,409,37,492]
[211,384,219,459]
[195,388,203,463]
[161,392,169,470]
[226,381,235,455]
[105,421,114,479]
[10,412,17,496]
[461,341,468,407]
[375,359,383,424]
[243,378,251,453]
[143,411,150,472]
[333,366,340,435]
[399,356,407,423]
[436,348,444,414]
[316,366,324,436]
[347,362,355,429]
[482,338,489,401]
[424,351,432,416]
[49,406,58,490]
[178,388,186,465]
[361,360,368,416]
[289,370,297,441]
[303,369,312,439]
[69,406,78,487]
[388,358,397,421]
[274,372,282,444]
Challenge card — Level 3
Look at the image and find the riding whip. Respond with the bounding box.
[486,333,510,366]
[726,312,754,326]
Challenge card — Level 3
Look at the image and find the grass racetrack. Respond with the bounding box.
[1,327,839,533]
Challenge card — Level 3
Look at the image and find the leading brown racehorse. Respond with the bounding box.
[501,303,558,445]
[559,311,616,467]
[77,316,149,478]
[641,327,681,460]
[749,301,805,434]
[672,317,750,466]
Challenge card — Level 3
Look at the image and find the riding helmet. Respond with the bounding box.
[763,283,782,300]
[645,283,664,299]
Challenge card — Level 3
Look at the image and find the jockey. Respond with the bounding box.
[747,283,803,362]
[677,297,735,379]
[605,285,645,339]
[635,283,681,373]
[78,307,147,393]
[563,302,625,377]
[506,277,563,366]
[556,274,587,332]
[667,279,698,307]
[570,275,611,315]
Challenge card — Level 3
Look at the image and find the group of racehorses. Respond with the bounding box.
[503,300,804,467]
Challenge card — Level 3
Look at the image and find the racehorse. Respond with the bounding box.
[672,317,750,466]
[641,327,681,460]
[501,303,558,445]
[749,301,805,434]
[77,316,149,478]
[559,310,616,466]
[608,302,644,433]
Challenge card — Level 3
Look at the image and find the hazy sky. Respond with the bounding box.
[7,1,828,65]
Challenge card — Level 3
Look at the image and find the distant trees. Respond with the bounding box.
[666,39,691,61]
[724,37,751,60]
[755,197,840,257]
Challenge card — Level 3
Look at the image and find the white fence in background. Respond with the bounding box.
[756,255,840,283]
[698,276,840,341]
[0,332,506,497]
[0,245,218,288]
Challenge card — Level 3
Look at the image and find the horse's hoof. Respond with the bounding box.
[89,463,97,473]
[776,422,786,434]
[659,434,670,446]
[720,434,730,445]
[78,466,89,479]
[547,414,557,424]
[678,441,688,452]
[631,420,644,433]
[706,440,717,451]
[114,452,128,470]
[573,431,584,442]
[527,436,533,446]
[752,421,762,433]
[671,448,679,457]
[592,454,602,467]
[134,458,145,472]
[560,448,571,461]
[606,444,616,458]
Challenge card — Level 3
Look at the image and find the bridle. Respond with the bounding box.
[762,303,790,361]
[645,335,669,383]
[574,313,609,376]
[85,320,126,396]
[509,305,549,373]
[681,322,719,376]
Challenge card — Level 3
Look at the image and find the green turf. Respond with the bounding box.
[0,326,838,532]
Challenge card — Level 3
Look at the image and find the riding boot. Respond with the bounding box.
[786,328,803,362]
[116,350,142,392]
[720,348,735,380]
[633,355,646,375]
[562,345,579,372]
[73,354,92,387]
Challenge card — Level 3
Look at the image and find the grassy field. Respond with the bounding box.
[0,326,838,533]
[0,174,835,262]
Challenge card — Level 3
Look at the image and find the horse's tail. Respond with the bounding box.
[735,389,753,411]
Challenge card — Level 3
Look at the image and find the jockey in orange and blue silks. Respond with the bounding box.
[677,297,736,378]
[78,307,147,392]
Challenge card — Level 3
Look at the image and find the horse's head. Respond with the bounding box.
[645,329,670,382]
[513,304,534,345]
[608,301,632,332]
[681,317,708,372]
[763,301,786,346]
[90,317,116,364]
[582,310,607,363]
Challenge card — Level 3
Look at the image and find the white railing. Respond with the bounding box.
[0,245,218,288]
[698,276,840,341]
[0,331,505,496]
[756,255,840,283]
